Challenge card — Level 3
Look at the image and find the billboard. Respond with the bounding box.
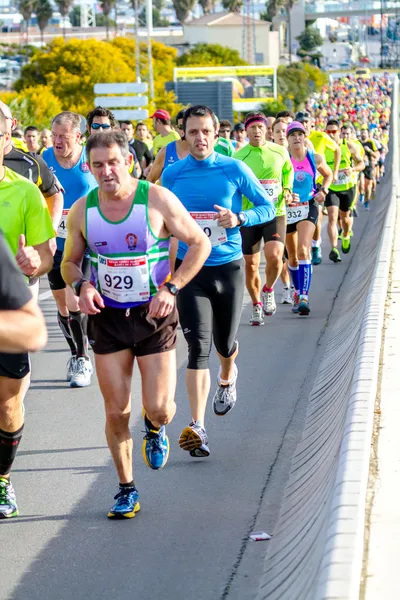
[174,66,277,112]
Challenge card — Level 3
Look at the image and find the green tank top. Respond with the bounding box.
[326,141,354,192]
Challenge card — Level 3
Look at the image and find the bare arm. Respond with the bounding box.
[348,142,365,173]
[44,191,64,231]
[146,147,166,184]
[0,298,47,353]
[332,144,341,180]
[314,153,333,203]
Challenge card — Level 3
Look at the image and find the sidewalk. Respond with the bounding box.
[363,193,400,599]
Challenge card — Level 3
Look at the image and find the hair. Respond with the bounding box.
[176,109,186,123]
[41,128,51,135]
[272,117,287,131]
[86,106,116,128]
[120,120,133,127]
[341,122,354,131]
[326,118,340,128]
[52,111,81,132]
[86,131,130,160]
[245,110,265,121]
[155,116,171,126]
[11,127,24,139]
[183,105,218,133]
[219,120,232,129]
[276,110,295,120]
[135,121,147,132]
[24,125,38,135]
[0,109,7,134]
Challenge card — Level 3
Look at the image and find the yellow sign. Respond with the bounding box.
[175,66,275,78]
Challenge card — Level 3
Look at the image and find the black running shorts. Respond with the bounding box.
[286,201,319,234]
[48,249,90,291]
[241,215,286,255]
[325,187,356,212]
[0,352,30,379]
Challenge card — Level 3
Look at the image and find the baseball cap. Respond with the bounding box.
[295,110,311,123]
[360,124,369,131]
[150,109,171,120]
[233,122,245,131]
[287,121,306,136]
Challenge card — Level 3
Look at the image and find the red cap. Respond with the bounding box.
[150,109,171,120]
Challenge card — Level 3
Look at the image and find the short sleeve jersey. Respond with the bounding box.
[4,146,60,198]
[152,130,180,156]
[309,130,337,155]
[0,231,31,309]
[0,168,54,256]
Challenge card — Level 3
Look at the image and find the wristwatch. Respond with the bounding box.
[72,278,89,297]
[321,187,329,196]
[164,281,179,296]
[237,212,246,226]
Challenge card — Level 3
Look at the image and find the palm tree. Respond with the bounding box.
[55,0,74,38]
[17,0,35,44]
[34,0,53,45]
[100,0,116,39]
[198,0,215,14]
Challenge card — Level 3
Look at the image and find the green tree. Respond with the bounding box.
[138,6,170,26]
[34,0,53,45]
[99,0,116,39]
[172,0,195,24]
[0,85,63,128]
[16,0,35,44]
[198,0,215,13]
[55,0,74,37]
[260,97,290,116]
[296,26,323,53]
[177,43,247,66]
[221,0,242,11]
[69,5,115,27]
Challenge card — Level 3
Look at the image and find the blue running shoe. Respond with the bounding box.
[0,477,18,519]
[364,201,370,211]
[311,246,322,265]
[291,292,300,314]
[298,296,310,316]
[107,488,140,519]
[142,416,170,470]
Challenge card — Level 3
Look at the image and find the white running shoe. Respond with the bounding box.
[249,304,264,326]
[66,356,77,382]
[280,287,292,305]
[261,289,277,316]
[213,363,238,416]
[70,357,93,388]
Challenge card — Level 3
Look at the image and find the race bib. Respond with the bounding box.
[190,212,228,247]
[260,179,279,203]
[98,255,150,304]
[334,169,352,186]
[287,202,309,225]
[57,209,69,239]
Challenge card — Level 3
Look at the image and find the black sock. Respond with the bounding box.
[57,312,77,355]
[119,481,136,491]
[69,311,89,359]
[144,415,160,432]
[0,425,24,475]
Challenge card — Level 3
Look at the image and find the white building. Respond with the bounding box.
[184,12,280,67]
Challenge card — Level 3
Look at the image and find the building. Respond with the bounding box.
[183,12,280,67]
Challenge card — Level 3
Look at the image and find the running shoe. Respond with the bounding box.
[298,296,310,316]
[364,201,370,211]
[213,363,238,416]
[311,246,322,265]
[322,207,328,215]
[291,292,300,314]
[142,417,170,470]
[352,207,359,217]
[0,477,18,519]
[107,487,140,519]
[342,236,351,254]
[66,355,77,382]
[329,248,342,263]
[249,303,264,326]
[179,422,210,457]
[280,287,292,304]
[359,194,365,204]
[261,290,276,316]
[70,357,93,388]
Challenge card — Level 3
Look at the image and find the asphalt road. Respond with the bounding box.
[1,201,375,600]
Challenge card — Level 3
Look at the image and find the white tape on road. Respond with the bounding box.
[38,290,53,302]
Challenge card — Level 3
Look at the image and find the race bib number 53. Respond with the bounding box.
[190,212,228,247]
[260,179,279,203]
[98,255,150,304]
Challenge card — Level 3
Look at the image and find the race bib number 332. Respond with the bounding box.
[98,255,150,304]
[286,202,309,225]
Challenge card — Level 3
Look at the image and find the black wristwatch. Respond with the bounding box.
[72,278,89,297]
[237,212,246,226]
[164,281,179,296]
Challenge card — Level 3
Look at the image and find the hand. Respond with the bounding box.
[15,234,41,276]
[344,168,352,176]
[289,192,301,206]
[314,191,326,204]
[144,165,152,177]
[332,170,339,182]
[148,288,175,318]
[283,189,293,205]
[79,282,105,315]
[214,205,239,229]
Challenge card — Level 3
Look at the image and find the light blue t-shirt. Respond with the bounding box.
[42,147,97,251]
[162,152,276,266]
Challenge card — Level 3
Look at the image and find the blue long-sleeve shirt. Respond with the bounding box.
[162,152,276,266]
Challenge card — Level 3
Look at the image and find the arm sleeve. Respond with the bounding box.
[35,154,61,198]
[0,233,32,310]
[282,149,294,190]
[23,183,55,247]
[236,162,276,227]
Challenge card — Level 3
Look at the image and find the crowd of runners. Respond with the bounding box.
[0,72,392,520]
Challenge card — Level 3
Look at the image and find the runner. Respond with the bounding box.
[24,126,41,154]
[40,128,52,151]
[162,105,275,457]
[286,121,332,315]
[135,121,153,152]
[359,125,379,210]
[265,116,275,141]
[0,110,54,519]
[235,111,293,324]
[146,109,188,184]
[120,120,153,178]
[231,122,247,151]
[42,111,98,387]
[150,109,180,155]
[325,118,364,261]
[61,130,211,518]
[218,120,233,140]
[214,117,235,157]
[295,110,340,265]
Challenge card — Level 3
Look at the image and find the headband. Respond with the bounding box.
[244,115,268,129]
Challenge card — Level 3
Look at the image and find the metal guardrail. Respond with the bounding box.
[305,0,399,14]
[256,78,399,600]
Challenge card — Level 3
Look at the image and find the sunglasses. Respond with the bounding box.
[91,123,111,130]
[220,129,231,133]
[326,129,339,134]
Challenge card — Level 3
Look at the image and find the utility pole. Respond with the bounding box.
[134,0,140,82]
[380,0,384,68]
[146,0,154,100]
